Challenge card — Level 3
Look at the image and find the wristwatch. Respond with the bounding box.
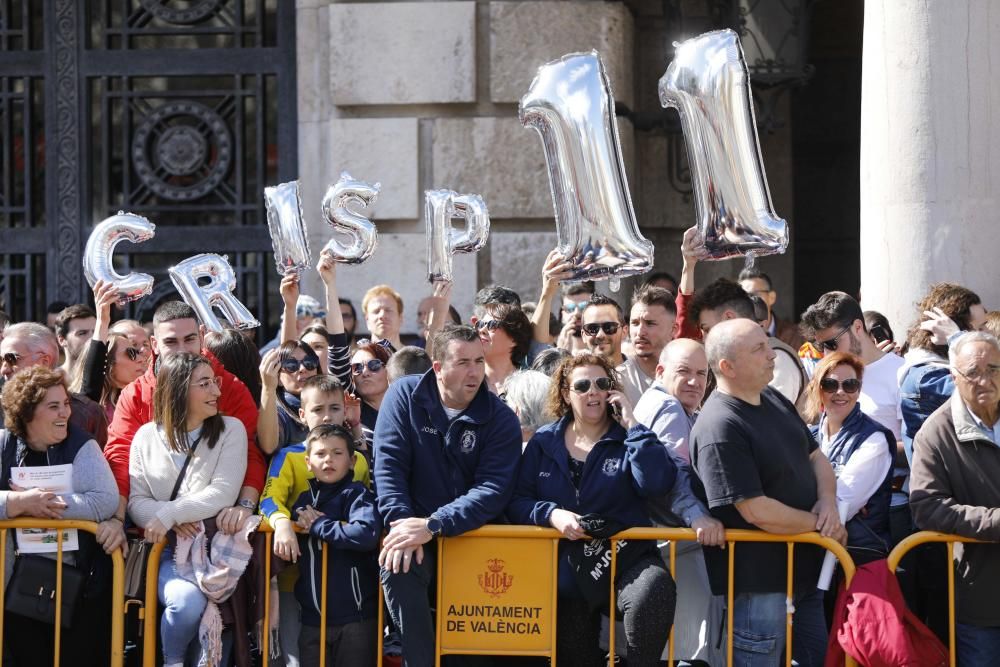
[426,516,443,537]
[237,499,256,512]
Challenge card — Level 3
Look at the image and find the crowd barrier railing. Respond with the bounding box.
[887,530,984,667]
[0,518,126,667]
[433,525,857,667]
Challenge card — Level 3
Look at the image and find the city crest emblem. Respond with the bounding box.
[460,430,477,453]
[478,558,514,598]
[601,458,620,476]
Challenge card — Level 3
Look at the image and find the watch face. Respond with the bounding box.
[428,519,442,535]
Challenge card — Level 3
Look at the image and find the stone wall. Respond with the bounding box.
[295,0,796,336]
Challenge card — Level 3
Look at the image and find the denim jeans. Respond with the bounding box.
[956,623,1000,667]
[158,546,208,664]
[730,588,827,667]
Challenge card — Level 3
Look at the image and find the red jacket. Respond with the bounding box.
[825,560,947,667]
[104,349,265,498]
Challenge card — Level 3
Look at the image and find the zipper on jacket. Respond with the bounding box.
[351,566,363,613]
[308,538,320,613]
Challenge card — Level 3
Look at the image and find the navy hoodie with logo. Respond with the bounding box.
[373,369,522,536]
[292,477,380,627]
[506,416,677,595]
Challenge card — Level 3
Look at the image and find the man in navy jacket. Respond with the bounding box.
[375,325,522,666]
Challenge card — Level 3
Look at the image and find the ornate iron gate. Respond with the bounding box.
[0,0,296,333]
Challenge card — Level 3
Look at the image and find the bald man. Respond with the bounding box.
[634,338,725,664]
[690,319,844,666]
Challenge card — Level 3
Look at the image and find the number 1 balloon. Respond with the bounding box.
[263,181,312,276]
[425,189,491,283]
[82,212,157,305]
[169,253,260,332]
[659,29,788,261]
[520,50,653,283]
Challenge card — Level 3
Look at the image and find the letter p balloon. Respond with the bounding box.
[520,50,653,284]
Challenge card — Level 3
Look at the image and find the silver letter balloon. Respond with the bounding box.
[263,181,312,276]
[168,253,260,332]
[520,50,653,284]
[321,172,380,264]
[659,29,788,261]
[82,212,156,305]
[425,189,490,283]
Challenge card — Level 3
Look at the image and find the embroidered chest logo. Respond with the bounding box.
[460,430,477,453]
[478,558,513,597]
[601,459,620,476]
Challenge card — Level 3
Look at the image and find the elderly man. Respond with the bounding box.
[634,338,724,665]
[910,332,1000,666]
[619,285,678,406]
[375,325,521,665]
[0,322,107,447]
[691,319,845,666]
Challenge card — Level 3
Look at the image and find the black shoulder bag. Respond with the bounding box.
[123,439,199,600]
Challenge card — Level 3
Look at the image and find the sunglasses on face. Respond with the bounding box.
[280,357,320,374]
[562,303,587,314]
[124,346,148,361]
[581,322,620,337]
[475,320,502,332]
[1,352,21,366]
[819,377,861,394]
[570,377,613,393]
[351,359,385,375]
[817,325,851,352]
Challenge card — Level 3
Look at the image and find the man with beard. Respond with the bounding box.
[581,294,627,367]
[619,286,678,405]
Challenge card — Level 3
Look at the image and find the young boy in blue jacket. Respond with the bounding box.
[293,424,380,667]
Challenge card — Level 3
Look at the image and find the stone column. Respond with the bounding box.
[860,0,1000,334]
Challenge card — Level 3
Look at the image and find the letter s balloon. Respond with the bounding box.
[321,172,380,264]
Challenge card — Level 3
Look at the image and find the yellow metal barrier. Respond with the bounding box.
[0,518,125,667]
[434,525,856,667]
[887,530,984,667]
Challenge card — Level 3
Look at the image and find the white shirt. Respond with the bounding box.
[819,428,893,521]
[770,346,803,403]
[859,352,906,440]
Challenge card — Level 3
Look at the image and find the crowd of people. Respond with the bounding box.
[0,230,997,667]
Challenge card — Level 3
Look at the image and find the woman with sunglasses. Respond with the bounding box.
[127,353,247,667]
[508,353,677,667]
[804,351,894,565]
[350,341,392,445]
[258,340,321,456]
[476,303,534,395]
[78,280,151,423]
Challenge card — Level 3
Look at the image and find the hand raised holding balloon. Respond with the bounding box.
[279,273,300,308]
[317,249,337,286]
[541,250,574,293]
[259,348,281,392]
[92,279,119,343]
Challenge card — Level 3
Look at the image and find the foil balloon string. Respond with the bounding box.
[659,29,788,261]
[168,253,260,333]
[520,50,653,284]
[321,172,380,264]
[263,181,312,276]
[425,189,491,283]
[82,212,157,306]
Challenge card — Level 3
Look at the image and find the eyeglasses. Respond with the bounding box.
[280,357,320,374]
[819,377,862,394]
[816,325,851,352]
[562,303,587,314]
[570,377,613,393]
[952,365,1000,383]
[193,376,222,391]
[581,322,620,337]
[351,359,385,375]
[475,320,502,332]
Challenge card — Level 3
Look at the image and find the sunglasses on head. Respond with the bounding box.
[570,377,613,393]
[581,322,620,337]
[351,359,385,375]
[562,302,587,314]
[475,319,502,332]
[819,377,861,394]
[280,357,320,374]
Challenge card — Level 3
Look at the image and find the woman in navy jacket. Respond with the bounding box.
[507,353,677,667]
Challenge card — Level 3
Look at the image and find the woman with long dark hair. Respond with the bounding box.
[127,353,247,667]
[257,340,321,455]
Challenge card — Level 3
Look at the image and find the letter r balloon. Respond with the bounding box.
[82,212,156,305]
[168,253,260,333]
[659,29,788,261]
[425,189,491,283]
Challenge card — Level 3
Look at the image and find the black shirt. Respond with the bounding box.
[691,387,823,595]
